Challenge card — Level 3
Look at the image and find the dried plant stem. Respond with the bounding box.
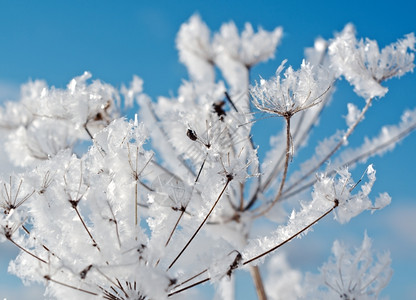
[164,155,207,250]
[244,201,338,266]
[284,98,374,196]
[107,201,122,248]
[256,116,291,217]
[134,180,138,226]
[167,178,231,270]
[166,209,185,247]
[44,275,98,296]
[250,265,267,300]
[282,118,416,200]
[172,269,208,290]
[22,225,60,259]
[169,201,339,297]
[168,277,211,297]
[74,207,100,251]
[135,147,139,226]
[260,96,328,196]
[84,124,94,140]
[8,238,47,264]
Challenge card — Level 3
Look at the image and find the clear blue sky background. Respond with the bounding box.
[0,1,415,299]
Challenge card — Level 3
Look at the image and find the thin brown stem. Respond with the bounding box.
[107,201,122,248]
[163,155,207,251]
[44,275,98,296]
[167,178,231,270]
[283,98,373,196]
[74,207,100,251]
[250,265,267,300]
[168,277,211,297]
[8,238,47,264]
[172,269,208,290]
[259,95,328,197]
[21,225,60,259]
[239,182,245,211]
[255,116,291,217]
[135,146,139,226]
[244,201,338,266]
[281,119,416,200]
[167,201,338,297]
[165,209,185,247]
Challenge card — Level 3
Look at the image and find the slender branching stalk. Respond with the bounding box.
[8,237,47,264]
[168,198,340,297]
[167,176,232,270]
[282,118,416,200]
[283,98,374,196]
[250,265,268,300]
[244,200,339,265]
[44,275,99,296]
[255,115,292,217]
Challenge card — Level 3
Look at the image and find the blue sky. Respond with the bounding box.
[0,0,415,299]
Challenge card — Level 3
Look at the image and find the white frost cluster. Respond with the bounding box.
[304,234,393,299]
[177,14,283,112]
[176,14,216,83]
[1,72,121,166]
[313,165,390,224]
[329,24,415,99]
[213,22,282,69]
[250,60,332,116]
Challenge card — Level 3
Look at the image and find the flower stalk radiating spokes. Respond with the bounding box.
[250,59,332,117]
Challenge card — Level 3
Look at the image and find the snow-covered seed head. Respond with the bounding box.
[250,60,332,117]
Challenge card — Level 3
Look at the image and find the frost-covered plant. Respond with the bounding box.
[0,15,415,299]
[304,234,393,300]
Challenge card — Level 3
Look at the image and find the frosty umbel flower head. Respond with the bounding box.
[213,21,283,68]
[305,234,393,300]
[250,60,331,118]
[329,24,416,99]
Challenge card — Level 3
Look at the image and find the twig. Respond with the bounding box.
[244,201,338,265]
[8,238,47,264]
[250,265,267,300]
[255,116,292,217]
[283,98,374,196]
[44,275,98,296]
[167,177,231,270]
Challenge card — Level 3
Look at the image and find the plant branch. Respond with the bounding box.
[74,206,100,251]
[44,275,98,296]
[255,116,291,217]
[283,98,374,196]
[250,265,267,300]
[244,201,338,266]
[167,178,231,270]
[8,238,47,264]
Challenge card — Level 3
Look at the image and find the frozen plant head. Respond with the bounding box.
[176,14,215,82]
[213,21,283,69]
[250,60,332,118]
[312,165,391,224]
[329,24,416,99]
[305,234,393,300]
